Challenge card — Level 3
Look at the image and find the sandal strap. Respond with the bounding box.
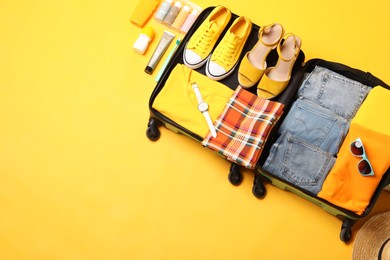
[277,33,301,62]
[258,23,284,48]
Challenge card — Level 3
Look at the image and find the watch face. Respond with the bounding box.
[198,102,208,112]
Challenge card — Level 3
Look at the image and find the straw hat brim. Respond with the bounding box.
[353,211,390,260]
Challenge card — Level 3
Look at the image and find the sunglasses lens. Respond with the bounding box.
[358,160,372,175]
[351,140,364,156]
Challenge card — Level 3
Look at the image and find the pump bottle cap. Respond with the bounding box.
[182,5,191,12]
[173,1,182,8]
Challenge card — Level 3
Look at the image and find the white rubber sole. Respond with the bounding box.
[205,60,238,81]
[182,44,210,70]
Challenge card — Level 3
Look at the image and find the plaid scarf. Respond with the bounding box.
[202,86,284,169]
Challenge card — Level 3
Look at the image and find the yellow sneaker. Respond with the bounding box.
[183,6,231,69]
[206,16,252,81]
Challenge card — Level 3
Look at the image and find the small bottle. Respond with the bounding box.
[154,0,173,23]
[180,9,199,34]
[171,5,191,31]
[163,1,182,26]
[133,26,155,54]
[130,0,160,28]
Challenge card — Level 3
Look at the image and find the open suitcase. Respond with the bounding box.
[146,6,390,243]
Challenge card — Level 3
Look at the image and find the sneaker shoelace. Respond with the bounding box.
[192,21,217,55]
[213,33,241,67]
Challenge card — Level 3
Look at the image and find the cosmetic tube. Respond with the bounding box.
[171,5,191,30]
[180,9,199,34]
[163,1,182,26]
[155,38,181,82]
[145,31,175,74]
[130,0,159,28]
[154,0,173,23]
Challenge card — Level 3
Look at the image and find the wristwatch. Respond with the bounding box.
[191,82,217,138]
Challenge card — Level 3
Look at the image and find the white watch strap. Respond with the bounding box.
[191,82,217,138]
[203,111,217,138]
[191,82,203,103]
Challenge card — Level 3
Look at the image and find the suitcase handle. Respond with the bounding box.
[363,72,390,90]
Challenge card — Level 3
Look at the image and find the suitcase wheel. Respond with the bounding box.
[252,174,266,199]
[146,118,161,141]
[228,163,243,186]
[340,219,353,243]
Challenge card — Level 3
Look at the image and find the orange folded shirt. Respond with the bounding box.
[318,87,390,215]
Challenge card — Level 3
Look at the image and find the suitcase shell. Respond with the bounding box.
[147,6,390,243]
[253,58,390,242]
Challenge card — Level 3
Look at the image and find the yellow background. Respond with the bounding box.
[1,0,389,259]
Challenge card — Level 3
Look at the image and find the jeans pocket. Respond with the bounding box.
[281,133,336,195]
[298,66,324,99]
[317,71,371,120]
[279,98,348,155]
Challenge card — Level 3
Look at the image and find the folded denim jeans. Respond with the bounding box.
[278,98,349,155]
[263,132,336,195]
[298,66,371,120]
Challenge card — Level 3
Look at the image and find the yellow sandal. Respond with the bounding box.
[257,33,302,99]
[237,23,284,88]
